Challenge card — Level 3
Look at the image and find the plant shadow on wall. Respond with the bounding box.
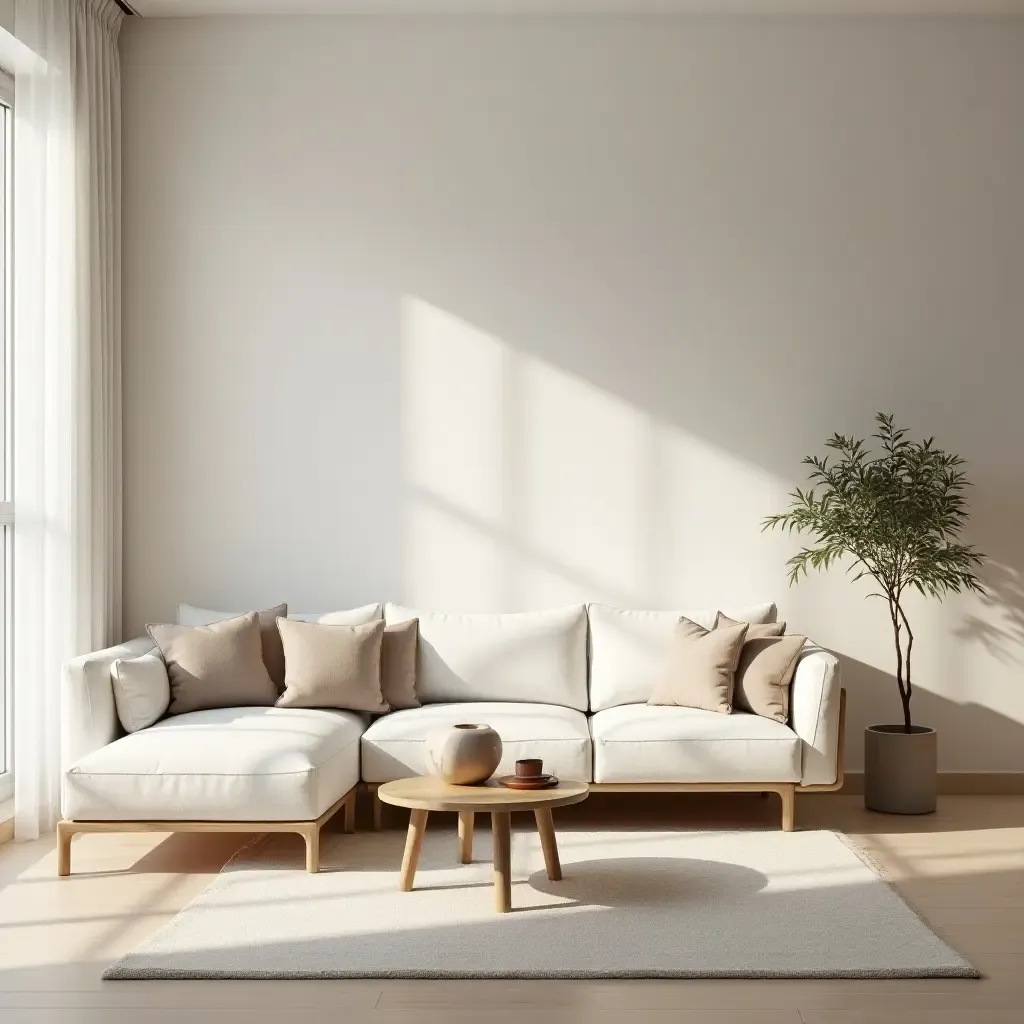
[955,562,1024,667]
[836,653,1024,777]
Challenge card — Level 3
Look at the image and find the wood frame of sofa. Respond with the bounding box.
[366,689,847,834]
[56,785,358,877]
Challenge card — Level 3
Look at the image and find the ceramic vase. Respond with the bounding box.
[425,723,502,785]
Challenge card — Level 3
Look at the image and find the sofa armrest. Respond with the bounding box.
[790,642,843,788]
[61,637,155,772]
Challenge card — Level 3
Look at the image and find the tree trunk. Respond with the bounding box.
[889,597,913,733]
[900,675,912,733]
[897,602,915,735]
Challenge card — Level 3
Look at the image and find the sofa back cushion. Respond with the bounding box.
[289,604,383,625]
[587,602,778,711]
[384,604,589,710]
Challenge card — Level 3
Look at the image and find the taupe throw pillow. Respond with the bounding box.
[715,611,787,639]
[276,618,389,713]
[381,619,420,710]
[255,604,287,691]
[648,618,749,714]
[148,613,278,715]
[733,634,808,723]
[177,603,288,691]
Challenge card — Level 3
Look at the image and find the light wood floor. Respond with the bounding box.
[1,793,1022,1024]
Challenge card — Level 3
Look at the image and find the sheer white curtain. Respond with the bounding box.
[13,0,124,839]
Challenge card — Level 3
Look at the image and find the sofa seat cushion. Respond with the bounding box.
[590,703,801,784]
[63,707,364,822]
[361,702,592,783]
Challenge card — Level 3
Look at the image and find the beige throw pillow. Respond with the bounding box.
[381,619,420,710]
[733,634,808,723]
[648,618,749,714]
[715,611,786,639]
[148,613,278,715]
[276,618,389,713]
[177,603,288,692]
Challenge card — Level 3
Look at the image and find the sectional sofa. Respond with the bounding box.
[58,602,844,875]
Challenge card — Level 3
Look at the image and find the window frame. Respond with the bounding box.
[0,65,13,805]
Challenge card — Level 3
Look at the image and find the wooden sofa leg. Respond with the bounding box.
[343,791,357,834]
[304,825,321,873]
[372,787,383,831]
[780,786,796,832]
[57,821,76,877]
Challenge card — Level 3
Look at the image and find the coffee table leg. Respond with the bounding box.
[399,808,428,892]
[458,811,474,864]
[534,807,562,881]
[491,811,512,913]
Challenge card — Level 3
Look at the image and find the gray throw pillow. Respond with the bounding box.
[733,634,808,723]
[715,611,787,639]
[276,617,389,713]
[148,612,278,715]
[648,618,749,714]
[381,619,420,710]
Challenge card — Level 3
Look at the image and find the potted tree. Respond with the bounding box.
[764,414,985,814]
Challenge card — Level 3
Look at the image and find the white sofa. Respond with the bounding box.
[58,601,844,875]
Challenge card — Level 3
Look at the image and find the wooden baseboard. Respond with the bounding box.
[837,772,1024,795]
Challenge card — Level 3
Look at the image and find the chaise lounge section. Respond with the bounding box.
[58,638,361,876]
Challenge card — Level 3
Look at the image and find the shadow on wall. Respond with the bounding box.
[956,561,1024,667]
[836,651,1024,773]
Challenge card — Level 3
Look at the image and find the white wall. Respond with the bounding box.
[121,15,1024,772]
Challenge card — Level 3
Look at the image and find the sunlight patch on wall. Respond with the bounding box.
[400,295,796,613]
[515,351,650,597]
[401,297,505,525]
[657,430,793,605]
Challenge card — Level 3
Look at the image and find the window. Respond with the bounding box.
[0,69,11,804]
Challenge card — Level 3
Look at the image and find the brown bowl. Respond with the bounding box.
[515,758,543,779]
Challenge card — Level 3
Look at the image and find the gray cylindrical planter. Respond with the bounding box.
[864,724,937,814]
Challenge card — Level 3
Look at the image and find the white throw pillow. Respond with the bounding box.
[110,652,170,733]
[587,602,778,712]
[384,604,588,710]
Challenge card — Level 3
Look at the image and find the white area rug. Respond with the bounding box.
[104,827,978,980]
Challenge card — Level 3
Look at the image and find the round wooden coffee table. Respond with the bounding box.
[376,776,590,913]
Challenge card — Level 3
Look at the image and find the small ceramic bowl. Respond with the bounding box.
[515,758,543,778]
